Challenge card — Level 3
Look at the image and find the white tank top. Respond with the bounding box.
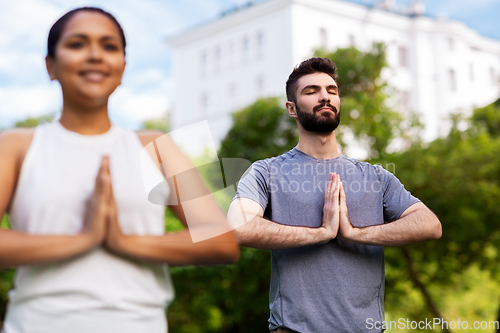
[3,121,174,333]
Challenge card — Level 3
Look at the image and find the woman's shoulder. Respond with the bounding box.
[0,128,36,194]
[135,130,165,147]
[0,127,36,157]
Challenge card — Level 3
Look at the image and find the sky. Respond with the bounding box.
[1,0,499,130]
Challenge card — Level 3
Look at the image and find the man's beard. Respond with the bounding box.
[295,101,340,133]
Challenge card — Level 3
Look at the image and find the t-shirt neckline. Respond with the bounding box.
[291,147,344,162]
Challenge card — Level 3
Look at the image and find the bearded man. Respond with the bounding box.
[227,57,442,333]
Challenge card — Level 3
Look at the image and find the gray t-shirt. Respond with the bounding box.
[234,148,420,333]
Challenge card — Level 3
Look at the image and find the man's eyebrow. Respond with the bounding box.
[301,84,338,92]
[301,85,320,92]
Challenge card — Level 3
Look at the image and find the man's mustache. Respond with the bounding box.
[313,102,338,113]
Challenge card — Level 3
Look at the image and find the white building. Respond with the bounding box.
[168,0,500,150]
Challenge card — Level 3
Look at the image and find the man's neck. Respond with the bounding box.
[296,129,339,160]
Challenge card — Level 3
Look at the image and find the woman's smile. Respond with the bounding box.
[46,11,126,106]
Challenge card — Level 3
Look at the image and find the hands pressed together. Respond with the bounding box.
[82,156,127,255]
[80,155,239,266]
[320,172,356,243]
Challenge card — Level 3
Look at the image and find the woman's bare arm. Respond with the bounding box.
[104,131,239,266]
[0,130,108,269]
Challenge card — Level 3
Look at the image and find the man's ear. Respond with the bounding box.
[286,101,296,117]
[45,56,55,81]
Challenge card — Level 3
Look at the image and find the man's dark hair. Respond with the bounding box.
[286,57,338,103]
[47,7,126,58]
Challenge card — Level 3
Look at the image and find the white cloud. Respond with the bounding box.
[0,0,62,47]
[125,68,165,87]
[109,77,172,126]
[0,83,61,120]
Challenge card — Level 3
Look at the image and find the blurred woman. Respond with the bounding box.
[0,7,238,333]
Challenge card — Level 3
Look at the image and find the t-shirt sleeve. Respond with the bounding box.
[374,165,420,222]
[233,159,270,211]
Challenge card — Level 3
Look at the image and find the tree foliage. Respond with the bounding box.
[218,97,297,161]
[13,114,55,128]
[315,43,422,158]
[168,247,271,333]
[381,99,500,325]
[141,113,170,133]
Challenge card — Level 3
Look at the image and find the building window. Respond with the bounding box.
[319,28,327,49]
[255,75,265,97]
[214,45,221,73]
[200,50,208,77]
[469,63,474,82]
[449,69,457,91]
[256,30,265,59]
[448,37,454,51]
[398,46,408,67]
[228,41,235,68]
[242,36,250,63]
[228,82,238,108]
[200,92,209,119]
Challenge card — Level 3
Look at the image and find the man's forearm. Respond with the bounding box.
[234,216,329,250]
[342,203,442,246]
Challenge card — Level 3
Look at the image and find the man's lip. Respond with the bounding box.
[317,106,335,112]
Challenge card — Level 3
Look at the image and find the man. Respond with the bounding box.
[227,57,442,332]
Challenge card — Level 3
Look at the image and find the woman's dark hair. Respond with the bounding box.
[47,7,126,58]
[286,57,338,103]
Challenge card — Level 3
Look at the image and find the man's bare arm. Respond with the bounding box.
[338,182,442,246]
[228,173,340,250]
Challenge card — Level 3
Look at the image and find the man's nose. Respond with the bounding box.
[318,89,330,103]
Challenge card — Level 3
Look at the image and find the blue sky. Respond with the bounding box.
[1,0,499,130]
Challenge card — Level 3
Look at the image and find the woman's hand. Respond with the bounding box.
[102,132,239,265]
[104,178,127,255]
[82,156,111,247]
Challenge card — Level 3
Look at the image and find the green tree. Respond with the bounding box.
[141,113,170,132]
[219,97,297,161]
[13,114,55,128]
[380,99,500,330]
[167,247,271,333]
[315,43,422,158]
[166,100,289,332]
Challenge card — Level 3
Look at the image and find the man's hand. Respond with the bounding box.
[320,172,340,242]
[337,179,357,241]
[336,175,441,246]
